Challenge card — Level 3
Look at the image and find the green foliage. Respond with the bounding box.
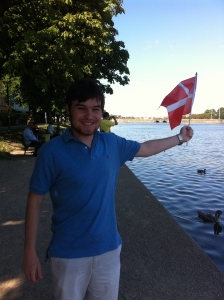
[0,112,29,126]
[184,107,224,119]
[0,0,129,115]
[0,113,9,126]
[0,142,12,158]
[1,75,22,106]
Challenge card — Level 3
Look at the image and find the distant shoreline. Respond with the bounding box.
[117,118,224,124]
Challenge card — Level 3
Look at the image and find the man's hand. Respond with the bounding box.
[180,126,194,142]
[109,116,118,125]
[22,251,43,283]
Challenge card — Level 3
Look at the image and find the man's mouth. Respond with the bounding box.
[82,122,94,126]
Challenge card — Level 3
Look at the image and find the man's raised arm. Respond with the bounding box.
[136,126,193,157]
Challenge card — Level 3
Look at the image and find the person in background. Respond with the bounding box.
[56,122,63,134]
[47,121,59,139]
[32,122,39,139]
[23,121,42,156]
[22,78,193,300]
[100,111,118,132]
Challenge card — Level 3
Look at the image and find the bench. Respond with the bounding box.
[22,137,35,155]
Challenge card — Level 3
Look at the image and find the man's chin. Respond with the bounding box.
[82,131,96,136]
[72,127,98,136]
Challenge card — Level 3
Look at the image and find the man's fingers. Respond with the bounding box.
[23,264,43,283]
[27,269,42,283]
[24,269,38,283]
[36,264,43,281]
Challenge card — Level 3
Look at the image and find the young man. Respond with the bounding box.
[22,78,193,300]
[100,111,118,132]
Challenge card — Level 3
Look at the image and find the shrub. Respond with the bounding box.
[0,112,29,126]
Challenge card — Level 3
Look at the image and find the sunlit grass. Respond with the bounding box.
[0,141,12,158]
[0,130,23,158]
[0,141,12,151]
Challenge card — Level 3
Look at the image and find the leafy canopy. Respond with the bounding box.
[0,0,130,113]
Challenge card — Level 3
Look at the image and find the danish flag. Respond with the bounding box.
[160,74,197,129]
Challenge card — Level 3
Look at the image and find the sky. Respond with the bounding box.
[104,0,224,118]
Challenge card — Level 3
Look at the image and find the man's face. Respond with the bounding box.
[66,98,102,140]
[28,122,34,129]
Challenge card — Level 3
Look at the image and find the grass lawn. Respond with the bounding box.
[0,129,24,158]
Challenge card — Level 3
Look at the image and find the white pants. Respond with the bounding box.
[50,245,121,300]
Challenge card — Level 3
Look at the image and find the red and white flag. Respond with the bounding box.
[160,74,197,129]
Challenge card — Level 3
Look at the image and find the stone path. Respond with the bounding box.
[1,154,224,300]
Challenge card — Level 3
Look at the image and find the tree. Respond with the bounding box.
[217,107,224,119]
[204,108,216,119]
[0,0,129,116]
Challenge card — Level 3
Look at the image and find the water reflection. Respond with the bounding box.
[214,223,222,235]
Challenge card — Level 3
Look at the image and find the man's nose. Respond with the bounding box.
[84,110,93,118]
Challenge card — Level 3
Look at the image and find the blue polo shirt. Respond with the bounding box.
[29,128,140,258]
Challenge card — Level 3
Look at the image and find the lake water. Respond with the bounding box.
[112,122,224,273]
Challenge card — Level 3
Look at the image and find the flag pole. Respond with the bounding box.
[188,72,197,126]
[186,72,197,145]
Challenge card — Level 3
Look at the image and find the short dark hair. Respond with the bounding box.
[103,112,109,118]
[65,78,105,111]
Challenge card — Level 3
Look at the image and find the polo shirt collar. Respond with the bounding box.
[63,127,102,144]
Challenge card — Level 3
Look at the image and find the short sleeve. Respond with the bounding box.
[114,134,140,166]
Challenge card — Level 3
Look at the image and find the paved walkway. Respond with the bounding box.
[1,154,224,300]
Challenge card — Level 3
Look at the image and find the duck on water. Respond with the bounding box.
[197,210,222,223]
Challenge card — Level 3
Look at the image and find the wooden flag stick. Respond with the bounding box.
[186,72,197,145]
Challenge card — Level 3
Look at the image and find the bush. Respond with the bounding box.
[34,113,45,123]
[0,113,9,126]
[0,112,29,126]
